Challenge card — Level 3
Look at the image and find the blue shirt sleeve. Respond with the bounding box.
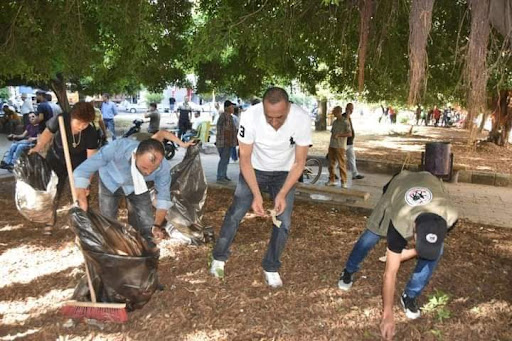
[153,162,172,210]
[73,140,119,188]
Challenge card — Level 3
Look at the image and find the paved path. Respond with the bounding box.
[1,136,511,228]
[188,148,512,229]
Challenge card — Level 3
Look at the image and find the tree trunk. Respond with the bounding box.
[315,98,327,131]
[357,0,373,93]
[407,0,435,106]
[49,73,70,112]
[464,0,490,142]
[488,90,512,146]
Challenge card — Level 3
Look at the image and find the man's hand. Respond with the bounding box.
[75,188,88,211]
[274,193,287,216]
[380,315,395,340]
[252,195,266,216]
[181,141,196,148]
[152,225,165,241]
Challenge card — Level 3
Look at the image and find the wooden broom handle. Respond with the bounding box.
[58,115,97,303]
[58,116,78,202]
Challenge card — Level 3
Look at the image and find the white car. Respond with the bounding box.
[118,101,148,113]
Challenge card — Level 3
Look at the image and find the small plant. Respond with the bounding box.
[430,329,443,340]
[423,290,451,322]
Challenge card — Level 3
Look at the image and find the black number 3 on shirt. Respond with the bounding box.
[239,125,245,138]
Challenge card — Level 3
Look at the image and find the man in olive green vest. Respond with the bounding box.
[337,171,458,340]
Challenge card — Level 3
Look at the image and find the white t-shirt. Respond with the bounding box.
[238,103,312,171]
[20,98,34,115]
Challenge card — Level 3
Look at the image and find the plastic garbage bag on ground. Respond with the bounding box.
[164,143,214,244]
[69,207,159,311]
[13,152,58,224]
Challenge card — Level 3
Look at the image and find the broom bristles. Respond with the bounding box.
[61,304,128,323]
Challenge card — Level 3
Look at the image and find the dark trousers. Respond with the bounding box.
[98,179,155,245]
[216,147,231,180]
[178,119,190,139]
[212,170,295,272]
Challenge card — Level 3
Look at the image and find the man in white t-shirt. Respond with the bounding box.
[20,93,35,126]
[209,87,312,288]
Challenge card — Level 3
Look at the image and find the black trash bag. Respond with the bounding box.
[13,152,58,224]
[69,207,159,311]
[164,142,214,244]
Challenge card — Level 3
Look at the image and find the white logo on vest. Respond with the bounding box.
[426,233,438,243]
[404,187,433,207]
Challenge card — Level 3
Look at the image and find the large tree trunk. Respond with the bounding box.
[464,0,491,141]
[357,0,373,93]
[488,90,512,146]
[407,0,435,106]
[315,98,327,131]
[49,73,70,112]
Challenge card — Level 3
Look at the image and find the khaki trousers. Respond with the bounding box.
[328,147,347,183]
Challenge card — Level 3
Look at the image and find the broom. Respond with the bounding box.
[58,115,128,322]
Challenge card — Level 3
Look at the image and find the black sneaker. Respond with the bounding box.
[337,269,354,291]
[400,292,421,319]
[352,174,365,180]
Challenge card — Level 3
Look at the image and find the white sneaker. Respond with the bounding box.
[326,181,337,186]
[209,259,225,278]
[264,271,283,288]
[341,182,349,189]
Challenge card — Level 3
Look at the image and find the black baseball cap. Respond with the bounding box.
[415,213,447,260]
[224,100,235,108]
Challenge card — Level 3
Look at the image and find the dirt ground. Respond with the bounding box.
[309,119,512,174]
[0,182,511,340]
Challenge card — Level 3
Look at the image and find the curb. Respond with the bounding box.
[309,155,512,188]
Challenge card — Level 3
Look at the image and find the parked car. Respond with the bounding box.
[117,101,148,113]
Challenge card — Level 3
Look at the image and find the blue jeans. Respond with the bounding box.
[98,179,154,245]
[216,147,231,180]
[344,229,443,298]
[5,140,33,165]
[104,118,116,140]
[231,146,238,161]
[212,170,296,272]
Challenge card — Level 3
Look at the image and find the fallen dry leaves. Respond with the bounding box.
[0,181,511,340]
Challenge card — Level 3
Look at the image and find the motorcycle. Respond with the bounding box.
[123,119,177,160]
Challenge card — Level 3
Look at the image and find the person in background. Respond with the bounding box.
[230,105,240,163]
[101,93,118,140]
[415,105,422,126]
[216,100,237,183]
[1,113,39,171]
[326,106,351,188]
[176,97,192,139]
[144,103,160,134]
[343,103,365,180]
[169,97,176,112]
[45,93,63,116]
[35,90,53,133]
[20,93,34,126]
[92,101,108,146]
[1,105,21,134]
[433,106,441,127]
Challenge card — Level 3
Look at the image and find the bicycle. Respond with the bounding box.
[301,158,322,185]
